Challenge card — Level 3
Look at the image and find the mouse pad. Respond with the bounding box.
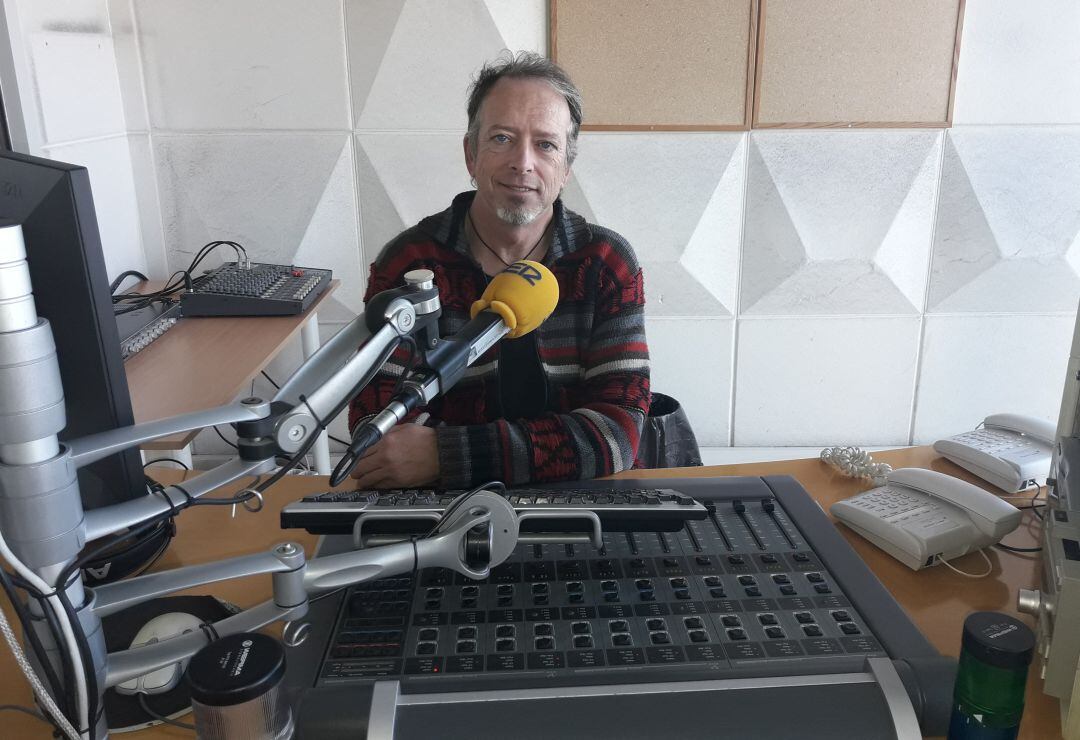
[101,595,236,733]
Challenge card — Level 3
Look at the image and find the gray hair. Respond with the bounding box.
[465,51,583,166]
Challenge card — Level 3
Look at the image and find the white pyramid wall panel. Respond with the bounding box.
[134,0,349,130]
[153,134,362,321]
[952,1,1080,125]
[43,135,146,284]
[742,131,940,316]
[913,315,1074,443]
[356,134,474,269]
[566,133,744,318]
[646,318,734,447]
[734,318,920,446]
[350,0,546,130]
[928,127,1080,314]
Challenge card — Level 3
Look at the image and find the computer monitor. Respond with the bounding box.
[0,150,145,510]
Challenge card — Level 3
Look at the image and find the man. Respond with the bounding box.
[348,51,650,490]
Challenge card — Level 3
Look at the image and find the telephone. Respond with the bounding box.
[932,413,1055,494]
[830,468,1021,571]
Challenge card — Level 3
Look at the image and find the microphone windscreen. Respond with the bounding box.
[470,260,559,338]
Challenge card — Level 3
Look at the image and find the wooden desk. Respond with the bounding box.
[0,447,1062,738]
[125,281,338,464]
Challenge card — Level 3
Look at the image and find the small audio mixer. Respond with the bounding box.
[181,261,331,317]
[284,477,955,739]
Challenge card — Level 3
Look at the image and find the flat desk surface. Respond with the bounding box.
[0,447,1060,738]
[125,280,339,449]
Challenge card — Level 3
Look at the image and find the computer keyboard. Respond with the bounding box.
[180,261,332,317]
[280,487,709,535]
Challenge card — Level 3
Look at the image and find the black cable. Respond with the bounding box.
[136,694,195,731]
[54,585,98,740]
[212,425,238,450]
[260,371,352,447]
[9,573,80,732]
[0,568,69,727]
[142,457,190,470]
[109,270,149,295]
[996,543,1042,553]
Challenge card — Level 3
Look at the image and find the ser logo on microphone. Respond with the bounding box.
[504,261,543,286]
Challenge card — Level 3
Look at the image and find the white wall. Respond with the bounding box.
[5,0,1078,459]
[0,0,166,282]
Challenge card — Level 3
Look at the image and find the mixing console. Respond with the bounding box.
[286,476,955,739]
[316,479,882,685]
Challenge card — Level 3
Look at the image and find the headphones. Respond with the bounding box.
[80,516,176,585]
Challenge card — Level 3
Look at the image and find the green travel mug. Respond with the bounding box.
[947,611,1036,739]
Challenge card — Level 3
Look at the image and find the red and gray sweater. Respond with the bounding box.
[348,192,650,489]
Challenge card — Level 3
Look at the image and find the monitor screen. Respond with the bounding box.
[0,150,145,510]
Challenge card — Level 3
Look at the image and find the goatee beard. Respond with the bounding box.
[496,206,542,226]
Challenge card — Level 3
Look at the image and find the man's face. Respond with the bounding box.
[465,77,573,226]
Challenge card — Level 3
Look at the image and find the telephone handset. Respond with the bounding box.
[830,468,1022,571]
[932,413,1055,494]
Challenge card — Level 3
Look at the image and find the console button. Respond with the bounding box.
[534,637,555,651]
[764,627,785,639]
[650,632,671,645]
[418,629,438,641]
[495,625,515,638]
[726,629,747,640]
[609,620,630,633]
[612,633,633,646]
[794,612,815,624]
[758,614,778,626]
[456,640,476,653]
[802,625,823,637]
[646,618,666,631]
[417,642,437,655]
[573,635,594,649]
[534,623,554,637]
[684,617,704,629]
[831,611,852,622]
[721,616,741,628]
[688,630,709,643]
[840,623,861,635]
[572,622,591,635]
[703,576,722,586]
[738,576,757,586]
[496,638,516,652]
[457,627,477,639]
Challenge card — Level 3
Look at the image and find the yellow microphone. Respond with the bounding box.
[470,260,559,338]
[331,261,559,484]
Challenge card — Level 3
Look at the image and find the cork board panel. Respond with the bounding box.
[551,0,756,130]
[755,0,964,128]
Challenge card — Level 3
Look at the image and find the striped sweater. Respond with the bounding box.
[348,191,650,488]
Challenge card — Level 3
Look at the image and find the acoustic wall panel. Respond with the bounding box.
[754,0,963,128]
[551,0,756,129]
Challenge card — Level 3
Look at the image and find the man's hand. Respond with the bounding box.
[350,424,439,489]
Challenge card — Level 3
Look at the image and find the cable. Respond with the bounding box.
[820,446,892,484]
[108,270,149,295]
[0,520,89,738]
[260,371,351,447]
[937,548,993,578]
[212,425,238,450]
[136,694,195,731]
[996,543,1042,553]
[142,457,190,470]
[0,568,67,719]
[0,598,79,739]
